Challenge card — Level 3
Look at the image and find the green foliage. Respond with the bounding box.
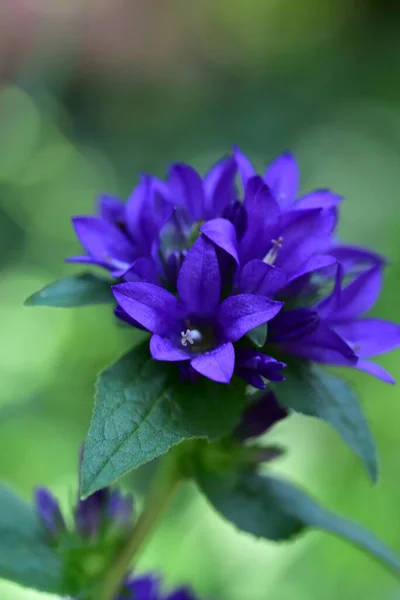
[81,342,247,497]
[195,466,400,577]
[272,362,378,482]
[24,273,115,308]
[0,485,64,594]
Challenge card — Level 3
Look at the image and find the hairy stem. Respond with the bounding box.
[97,449,182,600]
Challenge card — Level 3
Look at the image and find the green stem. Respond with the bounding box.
[97,449,182,600]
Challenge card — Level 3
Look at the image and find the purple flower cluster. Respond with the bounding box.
[35,484,133,541]
[70,148,400,385]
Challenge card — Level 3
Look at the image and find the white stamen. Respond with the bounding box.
[180,329,202,347]
[264,236,283,266]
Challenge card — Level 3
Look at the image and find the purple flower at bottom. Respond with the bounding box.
[34,487,66,539]
[113,236,283,384]
[235,391,288,441]
[117,574,202,600]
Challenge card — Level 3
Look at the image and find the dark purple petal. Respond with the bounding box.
[235,350,286,383]
[200,218,239,264]
[190,342,235,383]
[165,251,186,289]
[295,190,342,210]
[114,305,146,330]
[219,294,283,342]
[112,282,179,335]
[177,235,221,316]
[314,262,343,318]
[279,321,357,365]
[150,334,191,362]
[333,318,400,357]
[72,216,136,268]
[328,244,387,274]
[235,369,265,389]
[165,587,199,600]
[235,390,288,440]
[276,208,337,275]
[122,574,160,600]
[97,194,125,223]
[75,489,108,538]
[328,265,382,321]
[238,260,286,296]
[223,200,248,241]
[286,254,337,284]
[355,359,395,384]
[233,145,255,190]
[125,176,172,253]
[239,176,280,263]
[122,257,161,285]
[206,156,237,217]
[264,151,299,209]
[168,163,205,221]
[270,308,320,341]
[34,487,66,537]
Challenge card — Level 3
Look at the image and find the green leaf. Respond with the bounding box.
[81,342,247,497]
[24,272,114,307]
[247,323,268,347]
[0,484,64,593]
[272,362,378,482]
[195,467,400,578]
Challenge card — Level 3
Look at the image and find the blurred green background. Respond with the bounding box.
[1,0,400,598]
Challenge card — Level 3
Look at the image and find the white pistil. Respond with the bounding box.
[180,329,203,347]
[264,236,283,266]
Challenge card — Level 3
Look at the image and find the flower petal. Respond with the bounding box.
[200,218,239,263]
[97,194,125,223]
[328,244,387,274]
[168,163,205,221]
[235,390,288,440]
[219,294,283,342]
[190,342,234,383]
[112,282,178,335]
[270,308,320,341]
[235,350,286,381]
[238,260,286,296]
[150,334,190,362]
[355,359,395,384]
[205,156,237,217]
[239,176,280,263]
[333,318,400,357]
[125,175,172,254]
[276,208,337,275]
[329,265,383,321]
[233,146,255,190]
[122,257,160,284]
[286,254,337,284]
[72,216,135,267]
[279,321,357,365]
[295,189,342,210]
[264,151,299,209]
[177,235,221,316]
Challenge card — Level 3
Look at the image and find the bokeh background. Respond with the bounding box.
[1,0,400,598]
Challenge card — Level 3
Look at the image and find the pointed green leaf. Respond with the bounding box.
[81,342,247,497]
[0,484,64,593]
[247,323,268,347]
[272,362,378,482]
[24,272,114,307]
[196,467,400,578]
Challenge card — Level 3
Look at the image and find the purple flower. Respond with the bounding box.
[113,236,283,383]
[272,265,400,383]
[68,177,171,278]
[118,574,201,600]
[35,483,133,542]
[34,487,66,539]
[235,390,288,440]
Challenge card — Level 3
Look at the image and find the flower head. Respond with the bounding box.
[113,235,283,384]
[68,147,399,386]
